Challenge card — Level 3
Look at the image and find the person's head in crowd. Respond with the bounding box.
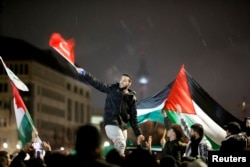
[0,151,11,167]
[105,148,126,167]
[168,124,184,141]
[244,117,250,136]
[190,123,204,140]
[223,121,241,136]
[125,147,159,167]
[75,124,102,158]
[160,155,179,167]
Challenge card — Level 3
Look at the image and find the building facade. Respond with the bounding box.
[0,36,92,153]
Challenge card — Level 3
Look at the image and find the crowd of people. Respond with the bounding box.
[1,67,249,167]
[0,116,249,167]
[0,123,206,167]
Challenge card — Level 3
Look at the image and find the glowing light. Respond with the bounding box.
[103,141,110,147]
[139,76,149,85]
[3,142,8,149]
[16,144,21,149]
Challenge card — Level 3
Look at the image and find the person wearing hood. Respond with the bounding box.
[76,67,144,156]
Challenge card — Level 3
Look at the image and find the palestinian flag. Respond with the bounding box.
[11,83,36,146]
[0,56,29,91]
[136,83,172,124]
[136,64,242,150]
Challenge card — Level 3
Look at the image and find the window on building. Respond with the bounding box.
[80,103,84,123]
[19,64,23,74]
[3,83,8,92]
[0,117,7,127]
[86,91,90,98]
[75,101,79,122]
[67,99,72,121]
[37,103,40,112]
[9,64,13,71]
[79,89,83,95]
[66,83,71,91]
[74,86,77,93]
[0,83,8,93]
[24,64,28,74]
[37,86,40,95]
[14,64,18,74]
[0,66,5,75]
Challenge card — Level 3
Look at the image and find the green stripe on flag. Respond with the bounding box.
[18,113,34,146]
[137,109,164,124]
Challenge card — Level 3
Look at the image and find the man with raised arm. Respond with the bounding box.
[76,67,144,157]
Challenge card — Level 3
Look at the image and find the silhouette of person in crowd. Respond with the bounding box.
[244,117,250,150]
[44,124,119,167]
[0,150,11,167]
[9,141,46,167]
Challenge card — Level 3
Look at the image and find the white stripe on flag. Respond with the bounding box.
[0,56,29,91]
[13,98,25,128]
[190,101,226,145]
[137,101,165,116]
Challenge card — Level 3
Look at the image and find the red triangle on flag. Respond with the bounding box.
[11,82,28,113]
[164,65,196,115]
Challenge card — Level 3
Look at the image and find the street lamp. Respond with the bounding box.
[3,142,8,149]
[138,76,149,85]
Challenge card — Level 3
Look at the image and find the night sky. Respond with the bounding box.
[1,0,250,120]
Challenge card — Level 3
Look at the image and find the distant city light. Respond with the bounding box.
[16,144,21,150]
[138,76,149,85]
[103,141,110,147]
[3,142,8,149]
[16,140,22,150]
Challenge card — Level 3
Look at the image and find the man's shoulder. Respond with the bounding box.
[113,82,120,87]
[200,137,212,148]
[109,83,119,90]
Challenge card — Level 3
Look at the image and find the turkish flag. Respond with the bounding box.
[49,33,75,66]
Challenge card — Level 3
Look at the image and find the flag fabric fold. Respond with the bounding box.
[49,33,75,67]
[0,56,29,91]
[136,64,243,150]
[11,83,36,146]
[136,84,172,124]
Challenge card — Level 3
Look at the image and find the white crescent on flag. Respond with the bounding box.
[0,56,29,91]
